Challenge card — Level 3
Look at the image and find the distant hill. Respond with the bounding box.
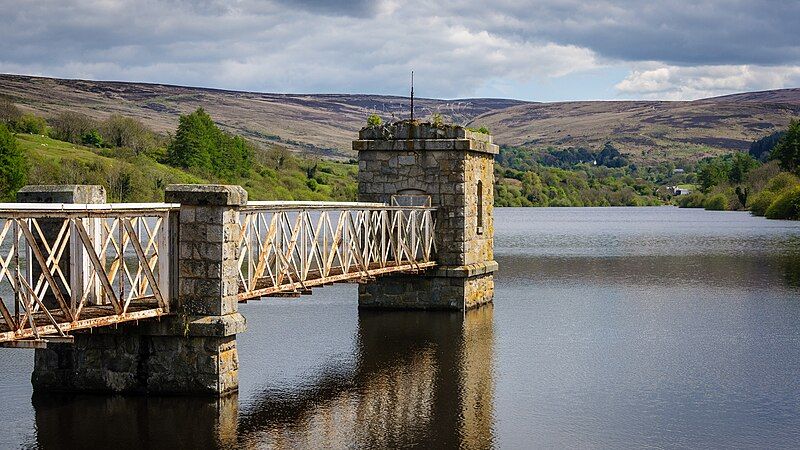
[0,74,524,159]
[2,74,799,163]
[474,92,800,164]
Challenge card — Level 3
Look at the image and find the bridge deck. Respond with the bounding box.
[240,261,436,300]
[0,302,164,345]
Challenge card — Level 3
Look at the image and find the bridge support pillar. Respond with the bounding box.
[26,184,246,396]
[354,121,498,310]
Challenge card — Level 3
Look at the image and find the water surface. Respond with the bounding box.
[1,207,799,448]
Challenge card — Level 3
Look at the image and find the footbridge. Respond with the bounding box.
[0,199,437,344]
[0,121,498,395]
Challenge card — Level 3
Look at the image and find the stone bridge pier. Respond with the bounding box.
[354,121,499,310]
[26,185,246,396]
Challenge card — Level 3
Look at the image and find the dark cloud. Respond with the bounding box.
[0,0,798,100]
[468,0,800,65]
[271,0,380,17]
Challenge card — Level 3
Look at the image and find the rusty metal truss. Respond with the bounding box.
[236,202,437,300]
[0,203,176,345]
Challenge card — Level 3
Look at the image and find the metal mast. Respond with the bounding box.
[410,70,414,121]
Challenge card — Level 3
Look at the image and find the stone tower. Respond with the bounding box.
[354,121,498,310]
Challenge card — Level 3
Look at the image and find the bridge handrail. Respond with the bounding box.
[0,203,174,343]
[0,202,179,217]
[242,200,437,212]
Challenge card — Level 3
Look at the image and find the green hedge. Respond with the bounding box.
[703,193,728,210]
[676,192,706,208]
[765,186,800,220]
[748,190,776,216]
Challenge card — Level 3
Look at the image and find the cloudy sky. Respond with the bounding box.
[2,0,799,101]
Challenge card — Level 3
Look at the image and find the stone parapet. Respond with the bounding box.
[165,184,248,206]
[166,184,245,317]
[353,138,499,154]
[358,121,494,143]
[17,184,106,204]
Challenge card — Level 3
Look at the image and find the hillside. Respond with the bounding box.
[474,95,800,164]
[15,133,357,202]
[0,74,524,159]
[1,74,799,163]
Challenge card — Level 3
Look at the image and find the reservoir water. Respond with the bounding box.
[1,207,800,448]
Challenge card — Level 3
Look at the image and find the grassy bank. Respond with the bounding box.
[16,133,357,202]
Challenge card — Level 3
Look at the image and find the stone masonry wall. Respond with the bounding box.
[32,329,239,394]
[359,272,494,310]
[355,122,498,310]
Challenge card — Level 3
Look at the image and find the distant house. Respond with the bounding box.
[673,168,685,174]
[671,186,692,195]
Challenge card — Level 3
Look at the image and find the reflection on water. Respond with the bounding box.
[31,394,239,449]
[28,307,495,449]
[236,307,494,449]
[4,207,800,448]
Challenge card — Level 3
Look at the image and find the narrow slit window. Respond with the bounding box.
[477,180,484,235]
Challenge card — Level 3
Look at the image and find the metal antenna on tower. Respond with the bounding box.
[410,70,414,121]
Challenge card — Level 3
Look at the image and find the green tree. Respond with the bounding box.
[698,158,731,191]
[0,123,27,200]
[15,113,47,135]
[729,152,758,183]
[81,129,104,147]
[771,119,800,174]
[367,114,382,127]
[101,114,154,154]
[167,108,251,179]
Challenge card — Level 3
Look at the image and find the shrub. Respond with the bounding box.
[431,113,444,127]
[748,190,776,216]
[366,114,382,127]
[81,130,104,148]
[16,113,47,135]
[0,98,22,127]
[765,186,800,220]
[676,192,706,208]
[765,172,800,193]
[49,111,97,144]
[703,193,728,210]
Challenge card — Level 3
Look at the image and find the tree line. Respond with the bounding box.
[677,119,800,219]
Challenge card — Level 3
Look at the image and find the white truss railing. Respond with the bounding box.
[236,201,437,300]
[0,203,176,343]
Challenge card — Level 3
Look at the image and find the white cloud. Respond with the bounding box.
[615,64,800,100]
